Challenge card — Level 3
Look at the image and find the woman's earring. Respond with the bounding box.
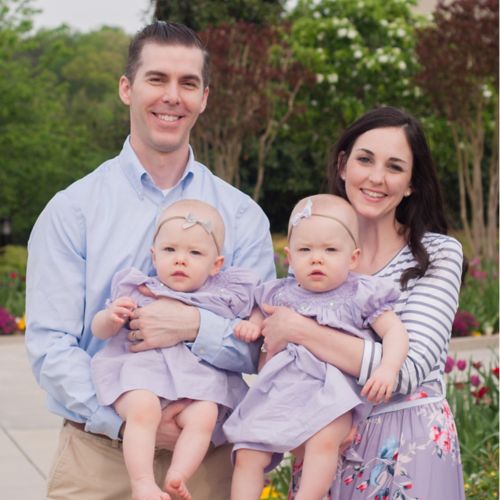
[404,188,412,197]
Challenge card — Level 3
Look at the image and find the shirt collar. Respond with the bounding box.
[119,137,195,199]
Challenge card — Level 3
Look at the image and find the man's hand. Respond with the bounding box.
[127,298,200,352]
[155,399,192,450]
[234,319,262,343]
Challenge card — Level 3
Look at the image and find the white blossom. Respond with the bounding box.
[398,61,407,70]
[482,87,493,99]
[396,28,406,37]
[347,29,357,39]
[327,73,338,83]
[316,74,325,83]
[337,28,348,37]
[354,49,363,59]
[378,54,389,63]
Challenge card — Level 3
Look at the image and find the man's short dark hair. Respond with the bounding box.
[125,21,210,87]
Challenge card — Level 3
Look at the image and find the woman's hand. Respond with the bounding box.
[261,304,310,356]
[128,298,200,352]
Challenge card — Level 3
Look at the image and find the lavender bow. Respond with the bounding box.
[182,212,213,234]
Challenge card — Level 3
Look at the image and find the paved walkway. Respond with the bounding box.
[0,334,60,500]
[0,333,497,499]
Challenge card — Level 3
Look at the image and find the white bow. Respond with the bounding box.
[291,198,313,226]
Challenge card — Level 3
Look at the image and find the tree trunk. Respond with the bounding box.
[486,104,499,260]
[451,125,475,254]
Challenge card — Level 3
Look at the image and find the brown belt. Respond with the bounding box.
[64,419,121,445]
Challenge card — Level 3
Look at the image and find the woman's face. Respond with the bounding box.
[342,127,413,223]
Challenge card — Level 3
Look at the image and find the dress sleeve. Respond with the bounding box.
[221,267,261,318]
[253,278,287,313]
[359,237,463,395]
[357,275,400,328]
[109,267,145,301]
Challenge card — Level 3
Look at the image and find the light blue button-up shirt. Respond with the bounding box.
[25,138,276,439]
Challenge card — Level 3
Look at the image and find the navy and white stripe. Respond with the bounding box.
[358,233,463,405]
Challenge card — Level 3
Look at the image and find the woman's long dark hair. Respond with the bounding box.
[328,106,448,289]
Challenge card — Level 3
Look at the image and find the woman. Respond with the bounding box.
[261,107,466,499]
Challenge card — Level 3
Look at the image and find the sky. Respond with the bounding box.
[32,0,153,34]
[30,1,436,34]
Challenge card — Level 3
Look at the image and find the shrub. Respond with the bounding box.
[0,245,27,318]
[446,357,499,494]
[458,257,499,335]
[0,306,17,335]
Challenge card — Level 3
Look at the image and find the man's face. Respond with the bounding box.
[119,42,208,159]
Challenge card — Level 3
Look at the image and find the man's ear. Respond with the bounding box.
[118,75,132,106]
[200,86,209,114]
[210,255,225,276]
[349,248,361,270]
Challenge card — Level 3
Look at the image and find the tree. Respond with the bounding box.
[192,22,313,202]
[151,0,286,30]
[0,0,131,243]
[415,0,499,259]
[255,0,426,230]
[0,0,74,242]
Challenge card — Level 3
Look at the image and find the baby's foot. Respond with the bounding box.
[165,470,191,500]
[131,477,171,500]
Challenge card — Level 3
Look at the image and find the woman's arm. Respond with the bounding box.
[261,237,463,397]
[361,237,464,395]
[392,238,463,394]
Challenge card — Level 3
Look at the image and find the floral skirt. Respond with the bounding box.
[290,400,465,500]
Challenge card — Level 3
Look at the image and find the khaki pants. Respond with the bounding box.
[47,421,232,500]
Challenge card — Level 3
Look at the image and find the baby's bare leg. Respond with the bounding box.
[164,400,218,500]
[114,390,170,500]
[231,448,272,500]
[295,412,352,500]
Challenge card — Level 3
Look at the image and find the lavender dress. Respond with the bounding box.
[289,233,466,500]
[91,267,259,444]
[223,273,399,468]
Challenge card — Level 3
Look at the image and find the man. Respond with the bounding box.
[26,21,275,500]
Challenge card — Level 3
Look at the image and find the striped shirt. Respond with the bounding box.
[357,232,463,415]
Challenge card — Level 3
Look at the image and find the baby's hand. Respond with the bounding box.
[234,319,262,343]
[361,365,398,404]
[107,297,136,327]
